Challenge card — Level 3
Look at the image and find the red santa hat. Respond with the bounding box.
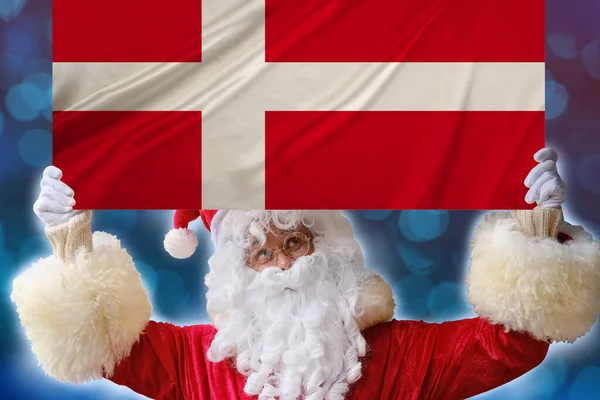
[163,210,225,259]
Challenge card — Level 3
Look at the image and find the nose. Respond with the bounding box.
[276,251,294,270]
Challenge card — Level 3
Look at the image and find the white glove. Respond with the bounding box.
[524,148,567,209]
[33,166,83,227]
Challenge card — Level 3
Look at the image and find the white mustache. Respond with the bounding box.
[245,254,326,293]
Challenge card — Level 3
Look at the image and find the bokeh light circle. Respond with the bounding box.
[359,210,393,221]
[43,108,52,121]
[95,210,139,232]
[0,0,27,21]
[397,243,434,276]
[547,33,579,59]
[502,358,567,400]
[395,274,434,317]
[24,72,52,109]
[569,366,600,400]
[427,281,469,320]
[582,39,600,79]
[545,73,556,100]
[153,270,189,313]
[398,210,450,242]
[135,261,159,292]
[5,83,43,121]
[576,155,600,195]
[545,81,569,120]
[18,129,52,167]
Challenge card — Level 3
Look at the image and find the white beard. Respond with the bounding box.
[207,250,367,400]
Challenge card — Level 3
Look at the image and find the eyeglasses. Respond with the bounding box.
[247,231,312,268]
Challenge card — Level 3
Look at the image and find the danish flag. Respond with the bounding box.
[52,0,544,210]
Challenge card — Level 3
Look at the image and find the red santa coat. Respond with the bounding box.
[108,317,549,400]
[10,209,600,400]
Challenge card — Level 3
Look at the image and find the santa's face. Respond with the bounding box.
[204,211,370,400]
[245,224,315,272]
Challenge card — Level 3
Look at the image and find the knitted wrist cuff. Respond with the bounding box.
[45,210,93,264]
[510,207,563,238]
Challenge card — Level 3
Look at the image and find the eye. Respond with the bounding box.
[286,237,301,249]
[283,233,310,258]
[252,248,273,265]
[258,249,270,258]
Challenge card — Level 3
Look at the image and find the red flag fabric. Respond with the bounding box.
[52,0,544,210]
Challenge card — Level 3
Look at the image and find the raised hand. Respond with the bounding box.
[33,166,83,227]
[524,148,567,209]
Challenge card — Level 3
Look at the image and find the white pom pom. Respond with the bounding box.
[164,228,198,259]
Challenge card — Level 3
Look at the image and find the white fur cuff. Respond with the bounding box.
[466,212,600,343]
[11,232,152,384]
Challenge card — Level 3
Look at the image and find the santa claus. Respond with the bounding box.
[10,148,600,400]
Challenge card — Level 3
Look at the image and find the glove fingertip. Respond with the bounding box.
[533,148,547,162]
[46,166,62,179]
[534,148,559,163]
[524,194,535,204]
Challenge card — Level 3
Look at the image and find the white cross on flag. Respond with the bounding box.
[52,0,544,210]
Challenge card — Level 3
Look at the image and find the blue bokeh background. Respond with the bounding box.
[1,0,600,399]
